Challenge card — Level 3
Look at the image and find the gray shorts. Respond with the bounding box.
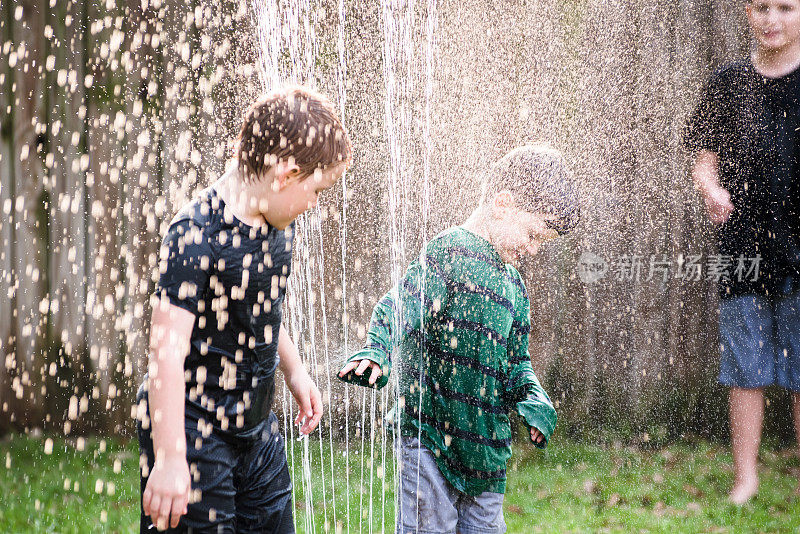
[396,436,506,534]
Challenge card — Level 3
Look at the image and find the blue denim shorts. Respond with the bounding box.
[396,436,506,534]
[718,290,800,391]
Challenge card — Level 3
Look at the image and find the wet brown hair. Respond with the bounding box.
[236,86,351,182]
[481,144,581,234]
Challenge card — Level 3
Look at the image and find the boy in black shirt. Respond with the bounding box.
[684,0,800,504]
[137,86,351,531]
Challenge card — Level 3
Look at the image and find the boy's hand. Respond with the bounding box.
[338,358,383,385]
[530,426,545,445]
[701,184,734,225]
[285,368,323,435]
[142,456,191,530]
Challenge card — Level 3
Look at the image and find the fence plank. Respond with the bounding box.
[1,0,756,438]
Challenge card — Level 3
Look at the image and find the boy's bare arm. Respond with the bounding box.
[143,300,195,530]
[692,149,733,224]
[277,325,322,435]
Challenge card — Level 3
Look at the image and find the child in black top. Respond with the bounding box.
[137,86,351,531]
[684,0,800,505]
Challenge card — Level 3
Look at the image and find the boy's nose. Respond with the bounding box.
[765,8,781,24]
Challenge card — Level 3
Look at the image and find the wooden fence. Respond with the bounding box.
[5,0,789,441]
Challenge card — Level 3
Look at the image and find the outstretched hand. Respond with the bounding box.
[530,426,545,445]
[338,358,383,385]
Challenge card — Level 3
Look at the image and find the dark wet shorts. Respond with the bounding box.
[718,290,800,391]
[138,411,295,534]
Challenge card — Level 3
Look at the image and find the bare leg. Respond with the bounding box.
[793,392,800,495]
[729,387,764,504]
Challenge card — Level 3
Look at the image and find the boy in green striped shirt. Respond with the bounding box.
[339,145,579,533]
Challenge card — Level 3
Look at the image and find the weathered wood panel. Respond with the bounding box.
[1,0,760,440]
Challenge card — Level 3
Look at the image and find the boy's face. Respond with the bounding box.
[260,162,347,229]
[747,0,800,52]
[492,208,560,266]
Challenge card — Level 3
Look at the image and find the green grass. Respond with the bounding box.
[0,433,139,533]
[0,433,798,533]
[503,439,800,533]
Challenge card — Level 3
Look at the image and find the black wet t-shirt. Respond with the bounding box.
[684,60,800,298]
[147,187,295,438]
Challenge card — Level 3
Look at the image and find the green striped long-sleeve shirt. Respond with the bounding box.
[339,226,557,495]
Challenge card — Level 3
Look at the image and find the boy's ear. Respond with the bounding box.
[272,161,303,191]
[493,190,516,213]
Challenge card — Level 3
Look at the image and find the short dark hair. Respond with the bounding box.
[236,86,351,182]
[481,145,581,234]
